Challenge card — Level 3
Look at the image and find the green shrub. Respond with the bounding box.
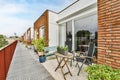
[35,38,45,52]
[0,35,8,48]
[85,64,120,80]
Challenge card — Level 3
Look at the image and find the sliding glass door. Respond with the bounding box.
[59,14,98,57]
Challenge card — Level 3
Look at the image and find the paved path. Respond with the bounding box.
[6,42,54,80]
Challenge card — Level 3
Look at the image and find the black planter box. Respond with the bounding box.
[57,49,68,55]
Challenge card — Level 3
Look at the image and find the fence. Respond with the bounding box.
[0,40,17,80]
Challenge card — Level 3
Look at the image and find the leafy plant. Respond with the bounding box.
[85,64,120,80]
[57,46,61,51]
[36,38,45,52]
[63,46,68,51]
[57,46,68,55]
[57,46,68,51]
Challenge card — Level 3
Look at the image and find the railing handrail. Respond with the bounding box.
[0,40,18,80]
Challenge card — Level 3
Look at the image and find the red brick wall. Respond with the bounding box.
[98,0,120,69]
[34,10,49,46]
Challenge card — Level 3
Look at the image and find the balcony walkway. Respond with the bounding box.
[6,42,54,80]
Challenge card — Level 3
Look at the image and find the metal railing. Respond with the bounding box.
[0,40,17,80]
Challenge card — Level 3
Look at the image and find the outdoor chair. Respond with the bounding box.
[75,42,95,76]
[78,43,89,56]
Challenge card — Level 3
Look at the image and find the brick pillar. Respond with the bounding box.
[98,0,120,69]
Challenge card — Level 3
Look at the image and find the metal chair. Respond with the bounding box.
[75,42,95,76]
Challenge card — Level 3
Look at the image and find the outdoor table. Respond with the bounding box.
[54,52,73,80]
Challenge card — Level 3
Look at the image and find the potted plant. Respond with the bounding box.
[57,46,68,55]
[36,38,46,63]
[62,46,68,55]
[57,46,61,53]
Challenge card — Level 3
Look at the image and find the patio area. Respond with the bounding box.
[42,56,88,80]
[6,41,88,80]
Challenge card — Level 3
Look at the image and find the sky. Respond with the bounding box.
[0,0,76,37]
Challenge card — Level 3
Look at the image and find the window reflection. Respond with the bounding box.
[66,21,72,52]
[74,14,98,53]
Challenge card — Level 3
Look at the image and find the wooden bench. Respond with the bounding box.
[44,46,57,57]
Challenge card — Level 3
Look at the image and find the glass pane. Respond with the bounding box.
[66,21,72,52]
[74,14,98,51]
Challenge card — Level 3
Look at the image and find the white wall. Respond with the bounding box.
[58,0,97,20]
[30,27,34,40]
[34,30,37,40]
[48,11,59,47]
[59,23,66,47]
[25,32,27,41]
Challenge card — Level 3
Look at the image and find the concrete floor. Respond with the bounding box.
[6,42,54,80]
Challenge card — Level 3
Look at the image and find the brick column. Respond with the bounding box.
[98,0,120,69]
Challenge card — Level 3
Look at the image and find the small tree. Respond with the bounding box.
[36,38,45,52]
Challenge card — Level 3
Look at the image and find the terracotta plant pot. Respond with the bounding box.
[38,51,44,56]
